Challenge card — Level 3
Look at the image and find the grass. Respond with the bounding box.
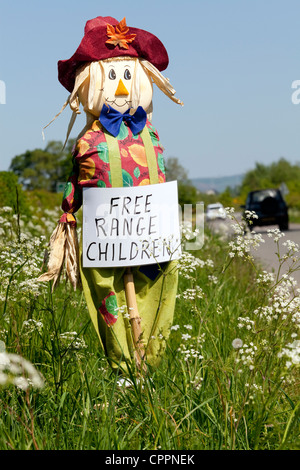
[288,208,300,224]
[0,203,299,450]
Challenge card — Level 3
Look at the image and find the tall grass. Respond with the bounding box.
[0,203,299,450]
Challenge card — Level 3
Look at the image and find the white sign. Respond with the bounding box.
[82,181,181,268]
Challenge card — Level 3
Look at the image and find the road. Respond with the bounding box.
[206,216,300,285]
[249,223,300,285]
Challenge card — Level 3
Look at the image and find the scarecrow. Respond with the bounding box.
[38,16,183,377]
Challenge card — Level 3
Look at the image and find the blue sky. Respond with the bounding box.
[1,0,300,179]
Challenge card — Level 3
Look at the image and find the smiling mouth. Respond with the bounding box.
[106,98,132,108]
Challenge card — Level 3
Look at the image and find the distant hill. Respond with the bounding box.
[191,173,244,194]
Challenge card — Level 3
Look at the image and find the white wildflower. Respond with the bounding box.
[224,207,235,219]
[22,319,43,335]
[170,324,180,331]
[59,332,87,351]
[181,333,191,341]
[228,230,265,259]
[237,317,255,331]
[267,228,285,242]
[178,343,204,361]
[179,286,204,301]
[208,274,218,284]
[278,340,300,368]
[244,210,258,220]
[282,240,299,253]
[216,304,223,315]
[256,271,275,285]
[0,352,44,390]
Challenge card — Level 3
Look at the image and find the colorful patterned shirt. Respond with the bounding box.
[61,119,166,216]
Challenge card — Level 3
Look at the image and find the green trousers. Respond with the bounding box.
[80,260,178,374]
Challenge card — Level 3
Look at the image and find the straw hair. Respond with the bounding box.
[140,59,183,106]
[43,56,182,148]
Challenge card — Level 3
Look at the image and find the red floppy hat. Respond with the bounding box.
[58,16,169,93]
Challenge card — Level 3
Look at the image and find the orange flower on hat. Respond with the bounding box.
[106,17,136,49]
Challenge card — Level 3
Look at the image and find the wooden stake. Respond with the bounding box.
[124,267,146,371]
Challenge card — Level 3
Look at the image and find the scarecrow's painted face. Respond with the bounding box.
[78,58,153,117]
[102,60,134,113]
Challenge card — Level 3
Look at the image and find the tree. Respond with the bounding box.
[9,140,75,192]
[240,158,300,196]
[0,171,29,214]
[239,158,300,209]
[165,156,200,205]
[165,156,189,184]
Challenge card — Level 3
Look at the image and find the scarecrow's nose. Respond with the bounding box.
[115,79,129,96]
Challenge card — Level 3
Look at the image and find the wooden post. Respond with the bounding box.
[124,267,146,371]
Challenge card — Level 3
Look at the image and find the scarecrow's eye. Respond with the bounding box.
[124,69,131,80]
[108,69,116,80]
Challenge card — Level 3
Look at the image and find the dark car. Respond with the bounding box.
[242,189,289,231]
